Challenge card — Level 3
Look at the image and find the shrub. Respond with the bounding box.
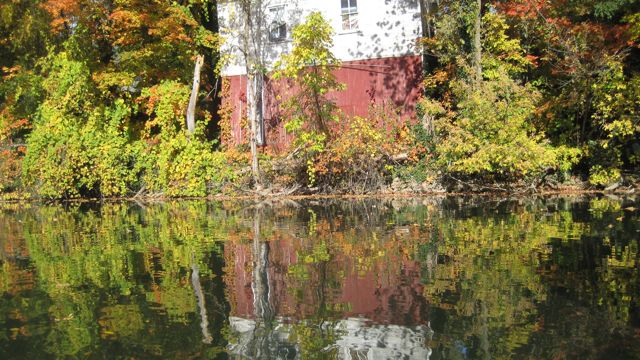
[23,100,138,198]
[587,61,640,185]
[22,55,236,198]
[138,81,237,196]
[433,72,578,181]
[22,52,137,198]
[312,116,404,192]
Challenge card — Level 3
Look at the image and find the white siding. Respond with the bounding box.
[219,0,422,76]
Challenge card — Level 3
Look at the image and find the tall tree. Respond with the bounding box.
[234,0,270,187]
[473,0,483,85]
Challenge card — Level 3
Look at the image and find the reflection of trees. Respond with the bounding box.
[0,196,638,358]
[423,196,640,360]
[228,206,297,359]
[0,202,232,358]
[518,197,640,359]
[191,254,213,344]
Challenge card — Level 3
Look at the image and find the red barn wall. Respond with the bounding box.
[222,55,423,152]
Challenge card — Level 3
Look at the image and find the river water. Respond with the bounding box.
[0,196,638,359]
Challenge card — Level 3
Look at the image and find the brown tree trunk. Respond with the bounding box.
[187,54,204,136]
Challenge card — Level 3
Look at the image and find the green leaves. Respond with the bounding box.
[433,69,573,180]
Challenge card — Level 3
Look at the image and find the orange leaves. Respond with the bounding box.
[40,0,79,33]
[218,79,235,148]
[497,0,547,19]
[1,66,23,80]
[107,3,196,48]
[497,0,633,82]
[151,6,198,45]
[0,106,31,141]
[525,54,540,67]
[109,10,146,46]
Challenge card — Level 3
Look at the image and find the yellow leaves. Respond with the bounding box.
[588,165,621,186]
[604,119,636,138]
[92,71,136,96]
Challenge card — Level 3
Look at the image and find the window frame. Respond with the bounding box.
[341,0,358,31]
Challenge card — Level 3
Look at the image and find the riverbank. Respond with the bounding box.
[1,180,637,204]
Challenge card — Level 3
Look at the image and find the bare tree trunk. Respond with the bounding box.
[239,0,264,187]
[247,73,262,186]
[418,0,439,39]
[187,54,205,136]
[473,0,483,86]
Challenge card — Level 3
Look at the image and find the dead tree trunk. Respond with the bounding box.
[187,54,205,136]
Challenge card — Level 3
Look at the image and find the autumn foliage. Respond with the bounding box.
[0,0,639,197]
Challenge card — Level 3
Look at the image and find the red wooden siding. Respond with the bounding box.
[222,55,423,152]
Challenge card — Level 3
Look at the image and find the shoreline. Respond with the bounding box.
[0,188,635,205]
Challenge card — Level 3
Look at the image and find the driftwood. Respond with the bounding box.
[391,153,408,162]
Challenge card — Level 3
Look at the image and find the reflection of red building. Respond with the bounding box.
[223,236,430,326]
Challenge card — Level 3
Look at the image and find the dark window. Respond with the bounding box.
[269,21,286,42]
[268,5,287,42]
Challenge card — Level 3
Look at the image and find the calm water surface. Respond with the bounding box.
[0,196,639,359]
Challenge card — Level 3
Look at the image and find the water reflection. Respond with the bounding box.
[227,205,434,359]
[0,196,638,359]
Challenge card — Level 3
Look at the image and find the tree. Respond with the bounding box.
[187,54,205,136]
[495,0,640,183]
[419,7,578,183]
[473,0,483,85]
[273,11,343,144]
[226,0,272,187]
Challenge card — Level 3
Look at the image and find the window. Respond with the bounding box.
[268,5,287,42]
[341,0,358,31]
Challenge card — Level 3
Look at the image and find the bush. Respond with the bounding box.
[587,61,640,185]
[23,101,138,198]
[22,55,236,198]
[312,116,405,192]
[138,81,237,197]
[433,72,578,181]
[22,53,137,198]
[139,134,236,197]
